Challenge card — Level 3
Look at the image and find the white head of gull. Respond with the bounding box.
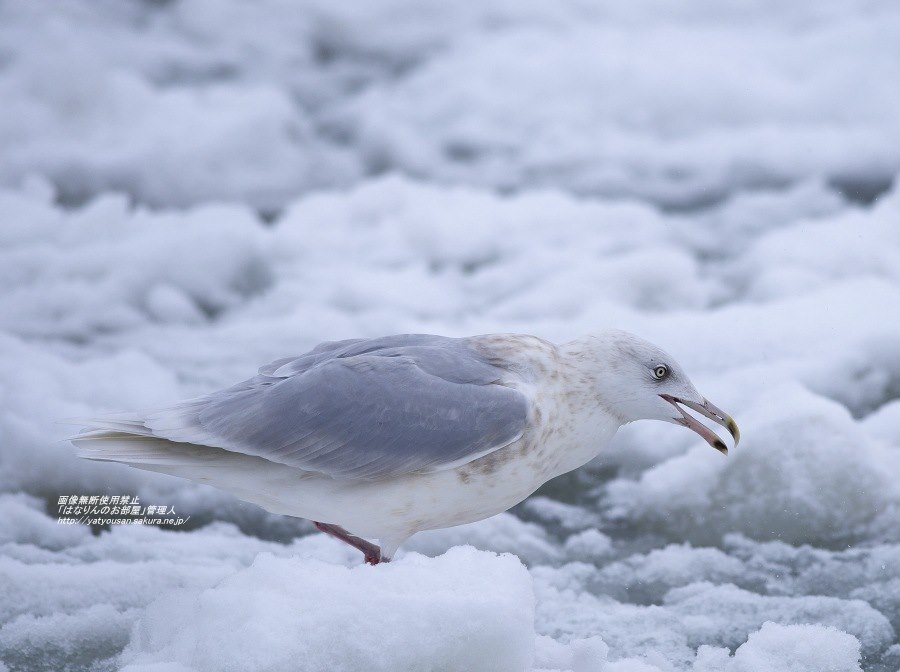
[73,330,739,563]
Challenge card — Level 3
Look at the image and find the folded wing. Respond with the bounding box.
[82,335,530,481]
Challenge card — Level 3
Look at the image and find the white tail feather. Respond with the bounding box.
[71,430,307,519]
[73,431,225,467]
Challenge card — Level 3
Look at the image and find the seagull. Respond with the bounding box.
[72,330,739,564]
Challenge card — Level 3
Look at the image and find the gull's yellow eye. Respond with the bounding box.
[653,364,669,380]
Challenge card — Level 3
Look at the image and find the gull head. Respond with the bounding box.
[577,330,740,454]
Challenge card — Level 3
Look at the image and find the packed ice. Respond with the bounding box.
[0,1,898,671]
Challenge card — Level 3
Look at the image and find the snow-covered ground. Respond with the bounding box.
[1,1,899,670]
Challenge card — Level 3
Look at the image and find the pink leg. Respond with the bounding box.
[314,521,385,565]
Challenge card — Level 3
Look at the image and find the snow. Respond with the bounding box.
[604,384,900,546]
[120,547,534,672]
[693,623,863,672]
[1,0,899,670]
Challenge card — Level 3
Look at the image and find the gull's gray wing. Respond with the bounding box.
[141,335,530,481]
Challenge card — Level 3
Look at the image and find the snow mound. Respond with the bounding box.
[0,185,271,340]
[664,582,894,658]
[120,547,534,672]
[604,383,900,546]
[694,622,862,672]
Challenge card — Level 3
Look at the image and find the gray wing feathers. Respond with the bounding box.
[256,337,367,377]
[133,335,529,480]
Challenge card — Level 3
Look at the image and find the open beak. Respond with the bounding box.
[659,394,740,455]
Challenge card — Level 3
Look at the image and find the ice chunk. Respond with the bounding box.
[120,547,534,672]
[693,622,862,672]
[0,190,272,340]
[604,384,900,546]
[739,189,900,302]
[0,604,134,672]
[593,545,746,604]
[563,530,615,564]
[665,582,894,658]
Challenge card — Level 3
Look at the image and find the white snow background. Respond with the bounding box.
[1,1,899,671]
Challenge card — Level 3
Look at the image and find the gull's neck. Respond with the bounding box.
[559,333,633,423]
[533,336,625,477]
